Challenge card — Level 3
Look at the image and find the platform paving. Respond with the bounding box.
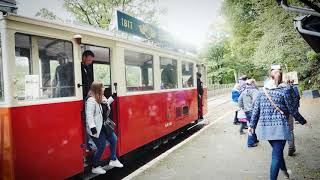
[132,97,320,180]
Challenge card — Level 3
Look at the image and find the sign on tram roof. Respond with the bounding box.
[116,10,197,54]
[117,11,166,42]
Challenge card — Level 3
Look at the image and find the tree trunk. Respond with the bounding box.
[234,70,238,83]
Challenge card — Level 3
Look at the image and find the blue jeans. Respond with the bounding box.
[245,111,257,146]
[91,131,117,167]
[268,140,287,180]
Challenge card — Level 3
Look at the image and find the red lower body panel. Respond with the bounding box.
[0,108,15,180]
[2,88,208,180]
[10,101,84,180]
[117,89,200,155]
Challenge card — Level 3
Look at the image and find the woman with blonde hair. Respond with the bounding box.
[86,81,123,174]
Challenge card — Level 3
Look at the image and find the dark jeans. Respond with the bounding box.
[234,110,238,123]
[245,111,258,146]
[268,140,288,180]
[91,131,117,167]
[198,95,203,119]
[240,122,247,133]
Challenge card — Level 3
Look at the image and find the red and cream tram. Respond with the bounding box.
[0,14,207,180]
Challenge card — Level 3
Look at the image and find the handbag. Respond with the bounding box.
[101,103,116,137]
[237,109,248,122]
[103,117,116,137]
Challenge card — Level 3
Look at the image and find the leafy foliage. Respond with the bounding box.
[35,8,63,21]
[204,0,320,90]
[35,0,165,29]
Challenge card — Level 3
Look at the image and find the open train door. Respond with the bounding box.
[80,44,117,176]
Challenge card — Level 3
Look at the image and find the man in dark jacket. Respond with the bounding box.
[81,50,94,99]
[81,50,95,151]
[197,72,204,120]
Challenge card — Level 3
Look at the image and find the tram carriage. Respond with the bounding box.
[0,13,207,180]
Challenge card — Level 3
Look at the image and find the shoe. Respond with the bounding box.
[240,131,245,135]
[109,159,124,168]
[254,140,259,143]
[288,148,296,156]
[92,166,106,174]
[244,126,248,129]
[248,144,258,148]
[282,169,291,179]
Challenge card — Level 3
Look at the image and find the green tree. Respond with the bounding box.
[218,0,320,90]
[35,8,63,21]
[36,0,165,29]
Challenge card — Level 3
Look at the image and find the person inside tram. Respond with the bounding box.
[81,50,95,99]
[86,81,123,174]
[52,52,74,97]
[161,64,176,89]
[187,75,193,87]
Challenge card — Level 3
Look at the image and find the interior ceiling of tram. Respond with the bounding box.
[124,50,153,66]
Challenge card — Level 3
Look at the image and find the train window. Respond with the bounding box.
[160,57,177,89]
[197,64,206,86]
[182,61,194,88]
[93,64,110,85]
[125,50,154,92]
[0,34,3,101]
[15,33,75,100]
[15,34,32,99]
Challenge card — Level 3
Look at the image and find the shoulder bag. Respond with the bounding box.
[263,88,288,118]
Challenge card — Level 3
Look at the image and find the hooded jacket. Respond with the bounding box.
[238,86,259,112]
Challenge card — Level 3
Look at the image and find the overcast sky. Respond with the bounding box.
[17,0,224,47]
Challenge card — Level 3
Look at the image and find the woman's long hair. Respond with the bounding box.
[88,81,104,104]
[270,69,283,86]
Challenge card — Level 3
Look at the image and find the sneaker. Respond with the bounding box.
[92,166,106,174]
[248,144,258,148]
[109,159,124,168]
[282,169,292,179]
[288,148,296,156]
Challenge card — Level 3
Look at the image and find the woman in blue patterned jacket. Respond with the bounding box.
[248,69,308,180]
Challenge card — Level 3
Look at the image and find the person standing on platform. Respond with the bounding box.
[238,79,259,147]
[280,78,301,156]
[249,68,308,180]
[197,72,204,120]
[231,83,241,125]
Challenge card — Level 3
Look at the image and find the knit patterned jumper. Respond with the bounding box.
[250,86,306,140]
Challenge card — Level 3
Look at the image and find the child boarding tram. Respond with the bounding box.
[0,13,207,180]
